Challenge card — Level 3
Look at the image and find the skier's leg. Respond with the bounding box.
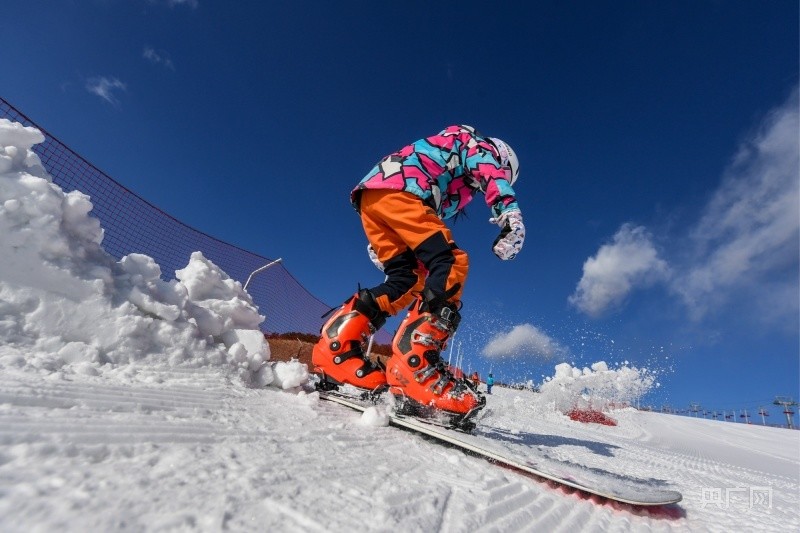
[413,230,469,308]
[353,190,482,414]
[358,190,430,315]
[359,189,467,312]
[370,249,426,315]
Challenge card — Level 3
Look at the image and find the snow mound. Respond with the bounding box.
[539,361,657,413]
[271,359,310,390]
[0,119,293,387]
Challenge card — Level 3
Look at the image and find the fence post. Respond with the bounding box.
[244,258,283,292]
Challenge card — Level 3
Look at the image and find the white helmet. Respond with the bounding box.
[489,137,520,185]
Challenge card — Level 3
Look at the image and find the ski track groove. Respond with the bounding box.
[0,369,264,454]
[481,478,539,527]
[621,436,797,484]
[3,385,228,406]
[476,487,549,532]
[490,495,562,531]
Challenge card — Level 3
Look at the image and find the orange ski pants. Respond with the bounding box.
[358,189,469,316]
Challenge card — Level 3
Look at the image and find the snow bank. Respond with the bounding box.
[0,118,305,386]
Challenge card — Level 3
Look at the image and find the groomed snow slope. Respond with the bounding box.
[0,367,798,532]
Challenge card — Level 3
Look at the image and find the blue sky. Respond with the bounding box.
[2,1,798,419]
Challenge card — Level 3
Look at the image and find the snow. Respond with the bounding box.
[0,118,307,388]
[1,120,799,531]
[540,361,658,413]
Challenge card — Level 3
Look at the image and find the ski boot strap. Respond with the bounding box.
[419,287,462,333]
[354,288,388,330]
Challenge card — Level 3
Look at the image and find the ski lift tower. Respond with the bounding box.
[689,403,701,418]
[757,407,770,426]
[739,410,751,424]
[773,397,798,429]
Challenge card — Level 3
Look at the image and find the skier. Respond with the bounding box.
[471,371,481,391]
[486,373,494,395]
[312,125,524,419]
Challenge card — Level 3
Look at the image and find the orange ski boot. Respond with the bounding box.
[385,294,484,421]
[312,289,389,391]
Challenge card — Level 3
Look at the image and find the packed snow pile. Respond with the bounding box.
[539,361,657,413]
[0,118,306,388]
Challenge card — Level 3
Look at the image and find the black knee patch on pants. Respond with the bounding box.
[414,232,457,299]
[370,249,418,302]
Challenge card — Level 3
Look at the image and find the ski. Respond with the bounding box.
[318,390,683,507]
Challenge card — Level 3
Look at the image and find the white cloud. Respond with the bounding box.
[143,47,175,70]
[672,88,799,321]
[482,324,567,359]
[569,88,799,326]
[569,224,669,317]
[85,76,127,105]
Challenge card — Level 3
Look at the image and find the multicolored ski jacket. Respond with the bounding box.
[351,125,519,220]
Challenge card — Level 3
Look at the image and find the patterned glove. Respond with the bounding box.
[367,244,384,271]
[489,209,525,260]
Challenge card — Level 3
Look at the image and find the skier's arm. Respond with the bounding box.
[461,138,520,218]
[462,139,525,260]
